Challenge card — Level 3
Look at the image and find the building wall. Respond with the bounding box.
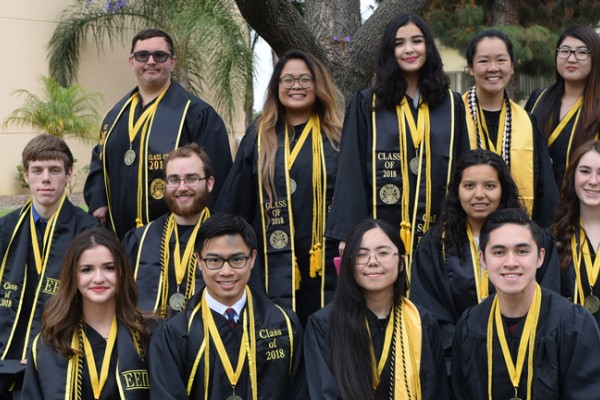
[0,1,244,196]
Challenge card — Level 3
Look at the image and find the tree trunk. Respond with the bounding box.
[234,0,429,104]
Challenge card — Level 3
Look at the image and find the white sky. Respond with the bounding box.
[252,0,376,111]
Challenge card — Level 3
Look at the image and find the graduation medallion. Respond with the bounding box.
[409,157,419,175]
[289,178,297,194]
[169,292,185,311]
[584,295,600,314]
[510,398,521,400]
[124,149,136,166]
[226,396,242,400]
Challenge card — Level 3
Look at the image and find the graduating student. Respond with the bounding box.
[216,50,343,324]
[123,143,218,317]
[22,228,150,399]
[411,149,559,373]
[325,14,469,272]
[305,219,448,400]
[148,213,307,399]
[0,135,97,397]
[525,25,600,186]
[463,29,558,228]
[451,208,600,399]
[553,140,600,326]
[84,28,232,239]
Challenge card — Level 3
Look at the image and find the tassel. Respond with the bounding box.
[294,260,302,291]
[309,243,323,278]
[400,221,411,256]
[135,217,143,228]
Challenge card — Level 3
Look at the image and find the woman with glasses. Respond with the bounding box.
[215,50,343,324]
[525,25,600,186]
[22,228,150,399]
[410,149,559,375]
[304,219,447,399]
[463,29,559,228]
[325,14,469,277]
[553,140,600,327]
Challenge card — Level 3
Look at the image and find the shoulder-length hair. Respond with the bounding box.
[436,149,522,261]
[538,26,600,152]
[554,140,600,269]
[258,49,343,202]
[330,219,407,400]
[40,227,148,357]
[374,14,449,109]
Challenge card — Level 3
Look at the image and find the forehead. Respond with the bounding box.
[202,234,250,254]
[133,36,170,52]
[485,224,536,249]
[395,22,424,38]
[475,37,510,57]
[281,59,311,76]
[560,36,587,48]
[166,154,204,175]
[460,164,499,181]
[577,150,600,167]
[359,227,396,249]
[78,245,115,264]
[27,159,66,169]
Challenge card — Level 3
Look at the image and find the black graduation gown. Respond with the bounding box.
[410,228,560,371]
[148,287,308,400]
[215,121,339,324]
[525,88,577,187]
[451,289,600,400]
[122,213,207,317]
[84,80,232,239]
[304,303,448,400]
[325,89,470,248]
[22,321,149,400]
[0,199,98,361]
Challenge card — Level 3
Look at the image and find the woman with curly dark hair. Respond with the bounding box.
[22,228,150,399]
[526,25,600,186]
[305,219,447,400]
[553,140,600,325]
[410,149,559,372]
[326,14,469,278]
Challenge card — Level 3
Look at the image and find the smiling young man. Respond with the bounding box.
[0,135,98,397]
[451,208,600,399]
[149,213,307,399]
[84,28,232,239]
[123,143,222,317]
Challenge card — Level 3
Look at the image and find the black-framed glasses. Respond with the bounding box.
[131,50,172,63]
[166,175,208,187]
[279,74,314,89]
[201,255,252,270]
[556,47,591,61]
[354,250,398,265]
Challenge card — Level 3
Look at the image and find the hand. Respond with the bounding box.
[20,359,27,365]
[338,241,346,257]
[92,206,108,226]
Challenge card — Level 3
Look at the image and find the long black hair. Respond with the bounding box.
[374,14,449,109]
[330,219,407,400]
[435,149,523,261]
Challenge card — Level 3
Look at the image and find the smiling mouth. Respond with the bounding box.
[500,273,522,278]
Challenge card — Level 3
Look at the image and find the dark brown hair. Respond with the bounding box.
[22,134,74,171]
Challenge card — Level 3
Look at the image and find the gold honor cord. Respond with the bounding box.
[366,310,395,389]
[486,284,542,400]
[29,193,66,275]
[547,97,582,147]
[476,102,507,155]
[466,224,488,303]
[82,316,118,400]
[201,288,258,400]
[571,224,600,312]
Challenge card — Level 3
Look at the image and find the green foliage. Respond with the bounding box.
[3,76,101,143]
[47,0,253,130]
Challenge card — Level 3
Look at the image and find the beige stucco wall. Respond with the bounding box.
[0,2,244,196]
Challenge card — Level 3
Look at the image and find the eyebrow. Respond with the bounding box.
[358,245,393,251]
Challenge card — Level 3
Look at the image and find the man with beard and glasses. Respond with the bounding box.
[123,143,216,318]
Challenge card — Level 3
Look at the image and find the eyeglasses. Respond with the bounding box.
[354,250,398,265]
[166,175,208,187]
[131,50,172,63]
[201,255,252,270]
[556,47,591,61]
[279,74,314,89]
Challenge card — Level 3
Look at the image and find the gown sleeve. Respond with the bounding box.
[303,309,341,400]
[531,116,559,228]
[21,336,43,399]
[537,229,560,293]
[419,308,450,400]
[286,310,309,400]
[148,318,190,400]
[84,142,108,214]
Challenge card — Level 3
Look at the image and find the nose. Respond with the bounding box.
[92,269,105,283]
[41,169,51,181]
[366,254,379,266]
[504,252,519,268]
[474,185,485,198]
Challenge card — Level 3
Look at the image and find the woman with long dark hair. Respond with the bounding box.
[216,49,343,324]
[410,149,559,371]
[305,219,447,400]
[553,140,600,326]
[22,228,149,399]
[325,14,469,277]
[526,25,600,186]
[463,29,558,227]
